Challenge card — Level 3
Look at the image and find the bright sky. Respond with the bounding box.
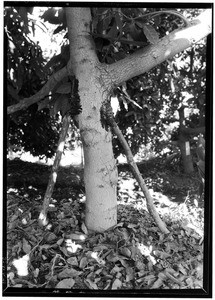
[29,7,64,60]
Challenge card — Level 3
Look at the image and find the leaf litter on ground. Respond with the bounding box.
[6,159,204,290]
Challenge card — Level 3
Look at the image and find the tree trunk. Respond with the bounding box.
[178,106,194,174]
[178,138,194,174]
[66,8,118,232]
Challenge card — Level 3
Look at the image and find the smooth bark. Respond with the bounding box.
[66,8,118,231]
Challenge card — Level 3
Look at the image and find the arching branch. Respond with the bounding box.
[7,66,68,115]
[104,9,211,88]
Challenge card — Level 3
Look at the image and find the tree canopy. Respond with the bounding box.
[6,6,209,163]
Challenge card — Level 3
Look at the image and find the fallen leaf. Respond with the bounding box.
[79,257,88,269]
[153,250,171,259]
[110,265,122,274]
[22,238,31,254]
[33,268,39,278]
[81,222,88,234]
[150,278,164,289]
[13,284,23,288]
[56,238,64,246]
[46,232,57,243]
[55,278,75,289]
[112,278,122,290]
[119,247,131,258]
[85,278,98,290]
[58,267,82,279]
[67,257,79,267]
[66,233,86,241]
[93,245,109,252]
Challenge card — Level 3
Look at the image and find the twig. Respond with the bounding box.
[165,270,182,286]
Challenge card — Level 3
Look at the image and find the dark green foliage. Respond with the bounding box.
[5,6,60,158]
[89,7,206,158]
[6,6,207,160]
[8,106,60,158]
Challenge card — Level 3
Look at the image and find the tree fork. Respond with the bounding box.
[38,114,71,226]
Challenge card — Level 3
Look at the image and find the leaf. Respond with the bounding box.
[50,94,70,117]
[126,267,134,281]
[144,274,156,285]
[81,222,88,234]
[67,257,79,267]
[7,85,19,101]
[79,257,88,269]
[41,8,59,24]
[85,278,98,290]
[38,97,51,111]
[102,14,112,31]
[22,238,31,254]
[122,98,128,110]
[39,244,52,250]
[153,250,171,259]
[119,247,131,258]
[93,245,109,252]
[33,268,39,278]
[135,261,145,271]
[13,284,23,288]
[150,278,164,289]
[178,264,188,275]
[56,238,64,246]
[107,19,118,39]
[55,278,75,289]
[112,278,122,290]
[129,22,141,41]
[46,232,57,243]
[58,267,82,279]
[53,25,65,35]
[56,83,71,94]
[118,257,129,268]
[66,233,86,241]
[154,15,161,27]
[143,24,159,44]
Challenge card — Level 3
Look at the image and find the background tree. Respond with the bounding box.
[6,6,211,232]
[5,6,60,158]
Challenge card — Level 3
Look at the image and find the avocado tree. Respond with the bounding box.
[5,6,60,158]
[6,6,211,232]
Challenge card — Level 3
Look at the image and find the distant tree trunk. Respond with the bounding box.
[178,106,194,174]
[178,136,194,174]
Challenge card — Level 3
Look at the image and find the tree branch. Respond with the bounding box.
[104,104,169,234]
[7,66,68,115]
[38,114,71,226]
[181,126,205,135]
[104,9,211,87]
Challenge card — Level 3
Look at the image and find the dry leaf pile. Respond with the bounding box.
[6,159,204,290]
